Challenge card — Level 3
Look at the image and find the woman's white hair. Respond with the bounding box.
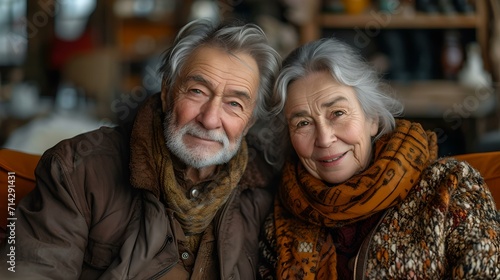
[275,37,404,140]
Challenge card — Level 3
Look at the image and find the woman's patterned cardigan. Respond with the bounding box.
[259,158,500,279]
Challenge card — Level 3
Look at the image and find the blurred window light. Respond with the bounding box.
[113,0,177,18]
[0,0,27,66]
[55,0,96,41]
[189,0,220,22]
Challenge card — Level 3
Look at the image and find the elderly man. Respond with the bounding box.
[3,19,282,279]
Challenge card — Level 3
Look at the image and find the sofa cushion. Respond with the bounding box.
[0,149,38,245]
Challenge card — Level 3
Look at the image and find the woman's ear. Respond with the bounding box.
[370,116,379,137]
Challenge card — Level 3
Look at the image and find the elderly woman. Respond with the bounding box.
[258,38,500,279]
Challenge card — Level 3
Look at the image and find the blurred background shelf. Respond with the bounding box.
[0,0,498,155]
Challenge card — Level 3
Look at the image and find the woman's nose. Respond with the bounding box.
[315,124,336,148]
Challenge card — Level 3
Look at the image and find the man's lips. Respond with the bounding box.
[186,133,223,145]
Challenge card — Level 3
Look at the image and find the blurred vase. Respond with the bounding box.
[379,0,399,13]
[458,42,492,88]
[10,81,39,119]
[343,0,370,14]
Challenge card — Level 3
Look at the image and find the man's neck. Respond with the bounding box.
[185,165,217,183]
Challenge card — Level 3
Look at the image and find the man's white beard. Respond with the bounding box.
[163,110,242,168]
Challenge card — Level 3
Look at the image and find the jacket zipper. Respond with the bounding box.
[148,212,178,280]
[148,261,177,280]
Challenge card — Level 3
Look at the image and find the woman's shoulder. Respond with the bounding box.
[416,157,496,210]
[422,157,484,185]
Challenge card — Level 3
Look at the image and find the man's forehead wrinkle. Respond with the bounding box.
[187,74,213,87]
[186,70,254,101]
[228,51,258,73]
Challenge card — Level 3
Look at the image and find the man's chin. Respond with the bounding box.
[186,147,239,168]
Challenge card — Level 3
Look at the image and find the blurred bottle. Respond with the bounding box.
[441,30,463,80]
[437,0,456,14]
[453,0,474,14]
[415,0,438,13]
[324,0,345,13]
[342,0,370,14]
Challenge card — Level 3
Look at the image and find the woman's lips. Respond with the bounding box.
[317,151,348,165]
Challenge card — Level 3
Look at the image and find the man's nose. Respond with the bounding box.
[197,99,222,130]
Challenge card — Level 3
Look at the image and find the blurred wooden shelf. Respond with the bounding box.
[320,12,479,29]
[298,0,490,71]
[391,80,495,118]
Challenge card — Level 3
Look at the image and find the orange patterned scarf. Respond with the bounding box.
[274,120,438,279]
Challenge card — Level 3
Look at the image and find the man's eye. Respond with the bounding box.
[229,101,242,108]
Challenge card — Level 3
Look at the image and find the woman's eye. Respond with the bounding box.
[190,89,203,94]
[297,120,309,127]
[333,111,344,117]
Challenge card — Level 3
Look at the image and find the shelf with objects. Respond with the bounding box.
[294,0,496,155]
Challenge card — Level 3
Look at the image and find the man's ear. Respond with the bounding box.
[160,87,169,112]
[243,117,257,136]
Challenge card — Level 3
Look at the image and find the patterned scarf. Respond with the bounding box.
[274,120,438,279]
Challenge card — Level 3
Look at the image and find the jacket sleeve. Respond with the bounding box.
[446,160,500,279]
[2,150,90,280]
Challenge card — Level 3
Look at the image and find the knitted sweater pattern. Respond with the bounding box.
[360,158,500,279]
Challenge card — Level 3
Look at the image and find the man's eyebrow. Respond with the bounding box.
[186,74,252,101]
[186,75,212,87]
[231,89,252,102]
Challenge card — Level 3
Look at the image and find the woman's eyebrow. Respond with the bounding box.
[321,96,347,109]
[287,96,348,121]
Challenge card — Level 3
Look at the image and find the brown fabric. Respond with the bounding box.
[129,94,248,252]
[274,120,438,279]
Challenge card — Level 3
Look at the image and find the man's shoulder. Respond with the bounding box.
[42,125,129,164]
[37,126,132,189]
[34,125,138,209]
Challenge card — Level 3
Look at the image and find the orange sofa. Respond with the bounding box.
[1,149,499,246]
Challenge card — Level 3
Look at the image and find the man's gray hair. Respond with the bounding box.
[275,37,404,140]
[159,18,282,120]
